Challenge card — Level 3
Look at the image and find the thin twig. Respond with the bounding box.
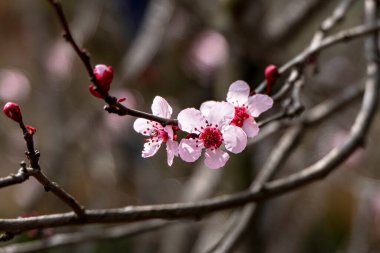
[0,164,30,189]
[46,0,178,126]
[310,0,357,51]
[18,122,85,220]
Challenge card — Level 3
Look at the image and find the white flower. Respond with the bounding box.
[177,101,247,169]
[226,80,273,137]
[133,96,178,166]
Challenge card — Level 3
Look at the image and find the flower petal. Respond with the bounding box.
[247,94,273,117]
[200,100,217,117]
[166,140,179,166]
[226,80,250,105]
[206,102,234,127]
[164,125,174,140]
[151,96,172,118]
[204,149,229,169]
[142,140,162,158]
[178,139,203,162]
[133,118,155,136]
[242,117,259,138]
[178,108,205,133]
[222,125,247,154]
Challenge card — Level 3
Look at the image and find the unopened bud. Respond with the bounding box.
[90,64,113,99]
[264,64,279,95]
[93,64,113,88]
[3,102,23,123]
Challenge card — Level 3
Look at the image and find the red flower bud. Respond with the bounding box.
[93,64,113,88]
[3,102,23,123]
[264,64,279,95]
[89,64,113,99]
[265,65,279,84]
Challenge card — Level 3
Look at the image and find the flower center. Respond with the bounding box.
[199,127,223,149]
[152,128,169,142]
[231,106,250,127]
[145,121,169,143]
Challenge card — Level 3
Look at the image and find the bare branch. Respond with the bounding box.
[1,220,174,253]
[17,121,85,220]
[0,165,30,189]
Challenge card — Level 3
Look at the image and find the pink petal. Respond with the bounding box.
[164,125,174,140]
[222,125,247,154]
[204,149,229,169]
[133,118,155,136]
[178,139,203,162]
[142,140,162,158]
[151,96,172,118]
[247,94,273,117]
[178,108,205,133]
[206,101,234,127]
[242,117,259,138]
[166,140,179,166]
[226,80,250,105]
[200,100,217,117]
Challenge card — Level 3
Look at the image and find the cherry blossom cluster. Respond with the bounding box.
[3,63,277,170]
[134,80,274,169]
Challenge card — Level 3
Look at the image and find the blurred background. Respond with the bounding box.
[0,0,380,252]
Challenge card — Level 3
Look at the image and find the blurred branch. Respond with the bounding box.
[310,0,357,51]
[206,126,304,253]
[346,1,379,251]
[1,220,175,253]
[120,0,174,82]
[256,20,380,93]
[266,0,327,44]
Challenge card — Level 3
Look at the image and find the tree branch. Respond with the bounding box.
[1,220,175,253]
[46,0,178,126]
[18,122,85,221]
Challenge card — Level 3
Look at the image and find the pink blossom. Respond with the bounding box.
[133,96,178,166]
[225,80,273,137]
[177,101,247,169]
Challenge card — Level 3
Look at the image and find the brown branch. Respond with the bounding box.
[1,220,175,253]
[29,170,86,221]
[46,0,178,127]
[18,121,86,221]
[0,164,30,189]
